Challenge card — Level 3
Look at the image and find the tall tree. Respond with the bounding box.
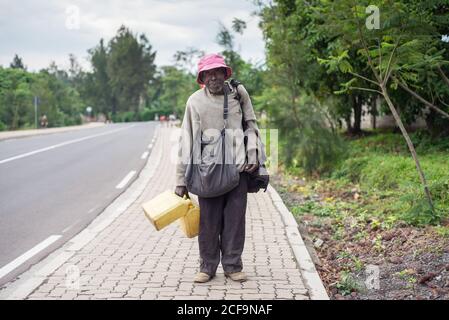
[216,23,246,78]
[10,54,26,70]
[173,47,205,75]
[0,68,32,129]
[257,0,348,173]
[88,39,115,117]
[107,25,157,115]
[316,0,449,213]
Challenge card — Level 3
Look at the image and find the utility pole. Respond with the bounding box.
[34,96,38,129]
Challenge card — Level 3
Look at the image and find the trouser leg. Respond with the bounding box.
[221,172,248,273]
[197,194,224,275]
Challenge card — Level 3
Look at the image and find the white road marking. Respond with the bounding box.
[87,207,97,214]
[148,143,153,149]
[0,235,62,279]
[141,151,149,159]
[62,220,80,233]
[0,125,136,165]
[115,171,136,189]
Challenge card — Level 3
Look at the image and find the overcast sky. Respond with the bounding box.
[0,0,266,72]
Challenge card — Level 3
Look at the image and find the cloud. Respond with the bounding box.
[0,0,265,71]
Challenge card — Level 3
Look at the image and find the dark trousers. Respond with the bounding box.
[197,172,248,275]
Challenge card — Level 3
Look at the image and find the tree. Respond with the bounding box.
[173,47,205,75]
[10,54,26,70]
[216,22,246,79]
[107,25,157,115]
[33,65,84,127]
[87,39,115,118]
[0,67,32,129]
[392,1,449,138]
[215,20,265,99]
[316,0,449,214]
[147,65,196,118]
[256,0,348,174]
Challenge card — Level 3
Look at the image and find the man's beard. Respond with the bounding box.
[207,81,224,94]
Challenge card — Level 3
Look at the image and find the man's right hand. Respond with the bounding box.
[174,186,189,198]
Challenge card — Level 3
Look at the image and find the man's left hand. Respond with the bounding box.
[244,163,259,174]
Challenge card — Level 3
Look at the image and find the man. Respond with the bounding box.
[174,53,263,283]
[40,114,48,128]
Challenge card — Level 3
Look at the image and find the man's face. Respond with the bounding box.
[203,68,226,94]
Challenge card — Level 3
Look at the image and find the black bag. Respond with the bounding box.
[229,79,270,193]
[185,84,240,198]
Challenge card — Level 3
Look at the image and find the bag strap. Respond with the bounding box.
[229,79,267,168]
[229,79,242,105]
[228,79,246,130]
[223,84,229,132]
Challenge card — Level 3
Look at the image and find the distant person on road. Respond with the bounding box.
[40,114,48,128]
[159,115,167,127]
[174,53,263,283]
[168,114,176,127]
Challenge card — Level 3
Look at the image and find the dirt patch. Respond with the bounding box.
[271,172,449,300]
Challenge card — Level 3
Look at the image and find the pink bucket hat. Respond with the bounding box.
[196,53,232,85]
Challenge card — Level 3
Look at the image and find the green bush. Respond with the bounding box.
[111,112,137,123]
[331,157,369,182]
[398,195,443,226]
[284,124,348,176]
[21,122,36,130]
[336,271,364,296]
[123,111,135,122]
[0,121,8,131]
[316,132,449,226]
[111,108,167,123]
[296,127,348,175]
[63,116,80,126]
[139,108,162,121]
[359,156,419,190]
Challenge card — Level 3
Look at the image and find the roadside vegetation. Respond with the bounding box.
[273,130,449,299]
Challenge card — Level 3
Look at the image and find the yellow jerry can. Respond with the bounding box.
[179,197,200,238]
[142,190,191,231]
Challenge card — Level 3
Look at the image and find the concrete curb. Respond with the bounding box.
[267,184,329,300]
[0,124,162,300]
[0,122,106,141]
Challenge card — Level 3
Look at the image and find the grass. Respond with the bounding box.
[287,130,449,227]
[280,130,449,298]
[336,271,365,296]
[394,268,418,291]
[435,226,449,238]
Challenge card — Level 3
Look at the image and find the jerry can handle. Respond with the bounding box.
[182,194,192,205]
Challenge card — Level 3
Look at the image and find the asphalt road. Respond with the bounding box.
[0,122,157,285]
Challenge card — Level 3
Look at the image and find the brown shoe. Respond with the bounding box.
[194,272,213,283]
[225,271,247,282]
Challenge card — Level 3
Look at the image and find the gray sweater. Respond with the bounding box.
[175,82,262,187]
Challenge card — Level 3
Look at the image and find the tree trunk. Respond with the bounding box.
[381,86,434,212]
[111,96,117,116]
[371,96,378,130]
[397,81,449,120]
[438,66,449,89]
[425,109,449,139]
[351,95,362,133]
[345,114,352,132]
[12,97,19,130]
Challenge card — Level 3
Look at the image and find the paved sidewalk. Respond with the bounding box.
[0,122,106,141]
[5,127,327,300]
